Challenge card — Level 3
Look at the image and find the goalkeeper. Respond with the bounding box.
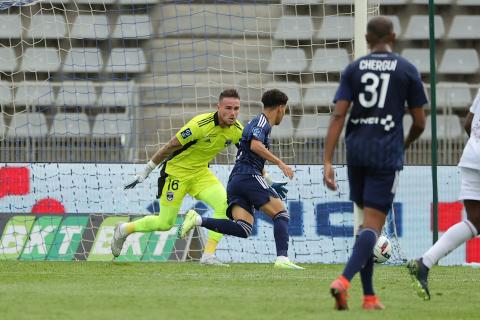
[178,89,303,269]
[111,89,244,266]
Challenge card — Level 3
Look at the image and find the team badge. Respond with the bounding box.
[166,191,174,201]
[224,139,232,146]
[180,128,192,139]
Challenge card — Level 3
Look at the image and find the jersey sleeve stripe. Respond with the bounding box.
[258,115,267,128]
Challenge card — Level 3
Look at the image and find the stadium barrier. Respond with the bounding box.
[0,163,478,265]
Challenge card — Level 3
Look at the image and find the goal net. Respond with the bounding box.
[0,0,430,265]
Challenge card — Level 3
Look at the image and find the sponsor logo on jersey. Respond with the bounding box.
[180,128,192,139]
[350,114,395,131]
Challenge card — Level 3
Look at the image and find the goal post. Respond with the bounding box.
[0,0,437,265]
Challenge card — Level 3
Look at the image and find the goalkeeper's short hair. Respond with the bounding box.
[219,88,240,101]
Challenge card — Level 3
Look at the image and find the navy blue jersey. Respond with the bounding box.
[334,52,428,170]
[230,113,271,176]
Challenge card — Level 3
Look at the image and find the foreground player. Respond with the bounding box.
[408,92,480,301]
[178,89,304,269]
[112,89,243,266]
[323,16,427,310]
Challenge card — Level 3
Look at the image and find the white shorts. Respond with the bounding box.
[459,167,480,201]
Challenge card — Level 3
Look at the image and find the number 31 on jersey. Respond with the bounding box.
[359,72,391,109]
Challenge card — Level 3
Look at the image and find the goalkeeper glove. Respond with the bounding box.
[271,182,288,199]
[264,173,288,199]
[124,160,157,189]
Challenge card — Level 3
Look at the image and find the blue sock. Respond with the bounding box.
[273,211,290,257]
[201,218,252,238]
[342,228,378,281]
[360,254,375,295]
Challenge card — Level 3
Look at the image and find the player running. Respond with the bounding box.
[178,89,304,270]
[407,91,480,301]
[112,89,243,266]
[323,16,427,310]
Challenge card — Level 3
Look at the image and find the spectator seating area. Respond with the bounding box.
[0,0,477,164]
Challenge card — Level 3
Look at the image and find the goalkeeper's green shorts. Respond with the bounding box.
[158,169,223,207]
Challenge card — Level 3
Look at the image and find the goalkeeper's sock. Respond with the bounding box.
[202,218,252,238]
[342,228,378,281]
[422,220,477,269]
[273,211,290,257]
[120,222,135,236]
[360,254,375,296]
[204,238,219,254]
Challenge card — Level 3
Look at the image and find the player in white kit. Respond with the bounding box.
[408,90,480,300]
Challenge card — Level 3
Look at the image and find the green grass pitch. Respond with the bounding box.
[0,261,478,320]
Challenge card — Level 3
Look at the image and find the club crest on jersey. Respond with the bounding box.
[180,128,192,139]
[225,139,232,146]
[166,191,174,201]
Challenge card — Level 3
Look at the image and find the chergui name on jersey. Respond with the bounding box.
[359,59,398,72]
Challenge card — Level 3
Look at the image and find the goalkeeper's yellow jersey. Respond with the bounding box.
[164,111,243,178]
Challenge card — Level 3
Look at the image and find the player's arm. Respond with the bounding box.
[465,92,479,136]
[323,100,350,191]
[404,66,428,149]
[124,136,183,189]
[465,112,474,137]
[125,118,201,189]
[404,107,426,149]
[251,139,293,179]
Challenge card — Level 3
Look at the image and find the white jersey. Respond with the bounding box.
[459,90,480,170]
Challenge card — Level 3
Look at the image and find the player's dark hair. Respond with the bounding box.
[367,16,393,41]
[261,89,288,109]
[219,88,240,101]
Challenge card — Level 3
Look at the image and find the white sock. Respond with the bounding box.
[119,223,129,237]
[195,215,202,226]
[202,252,213,258]
[422,220,478,268]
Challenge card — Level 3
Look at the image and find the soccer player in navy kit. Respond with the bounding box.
[323,16,427,310]
[179,89,304,269]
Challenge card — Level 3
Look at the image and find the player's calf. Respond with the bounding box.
[178,210,253,239]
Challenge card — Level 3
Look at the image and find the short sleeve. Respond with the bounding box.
[470,90,480,114]
[175,119,201,145]
[406,65,428,108]
[334,64,354,103]
[250,126,267,142]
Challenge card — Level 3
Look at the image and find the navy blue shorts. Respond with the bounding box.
[226,174,279,219]
[348,166,399,214]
